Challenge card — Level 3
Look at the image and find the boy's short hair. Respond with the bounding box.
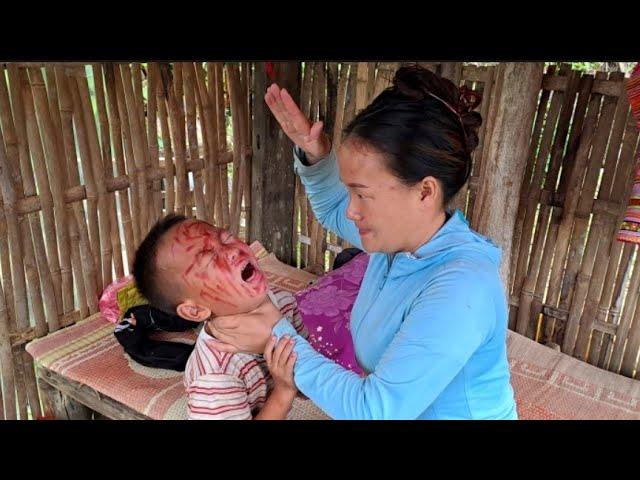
[132,213,188,313]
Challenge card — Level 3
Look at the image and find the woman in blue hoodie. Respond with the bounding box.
[209,65,518,420]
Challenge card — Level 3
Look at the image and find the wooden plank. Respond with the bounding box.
[38,367,148,420]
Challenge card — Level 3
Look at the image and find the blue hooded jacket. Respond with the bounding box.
[272,148,517,419]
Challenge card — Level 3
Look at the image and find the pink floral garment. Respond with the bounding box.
[294,253,369,375]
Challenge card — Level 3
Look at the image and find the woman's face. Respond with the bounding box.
[337,139,440,254]
[158,220,268,319]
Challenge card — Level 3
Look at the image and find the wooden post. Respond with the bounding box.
[473,63,545,286]
[251,62,301,265]
[38,377,92,420]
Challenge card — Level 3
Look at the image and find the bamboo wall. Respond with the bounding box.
[508,66,640,379]
[0,62,252,419]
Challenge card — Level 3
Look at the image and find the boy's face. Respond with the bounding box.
[158,220,268,321]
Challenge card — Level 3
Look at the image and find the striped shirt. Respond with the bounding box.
[184,288,308,420]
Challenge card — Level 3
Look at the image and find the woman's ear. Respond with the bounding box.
[419,176,441,205]
[176,300,211,322]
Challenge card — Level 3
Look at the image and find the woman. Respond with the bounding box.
[209,65,518,420]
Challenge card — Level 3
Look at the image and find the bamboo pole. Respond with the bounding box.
[161,63,188,215]
[72,68,114,292]
[608,125,640,371]
[332,63,350,150]
[300,62,314,119]
[512,66,567,316]
[20,68,62,334]
[173,62,188,215]
[28,67,74,325]
[196,63,216,223]
[534,70,583,343]
[613,235,637,304]
[227,64,241,233]
[355,63,370,115]
[21,346,42,418]
[296,62,315,266]
[183,63,206,220]
[202,64,220,225]
[371,62,396,99]
[516,67,579,337]
[324,62,339,266]
[44,65,78,316]
[599,243,632,369]
[542,74,596,345]
[307,63,321,266]
[621,287,640,378]
[507,68,553,297]
[93,64,124,279]
[157,64,175,215]
[66,71,103,293]
[47,102,89,321]
[579,75,635,363]
[145,63,163,226]
[133,63,159,224]
[92,64,123,278]
[515,202,552,337]
[174,62,186,153]
[588,201,635,367]
[54,67,99,314]
[241,63,253,242]
[119,64,151,236]
[112,64,141,247]
[314,63,328,267]
[0,194,17,421]
[213,63,230,229]
[612,246,640,374]
[11,347,28,419]
[0,68,34,419]
[242,62,252,156]
[0,67,51,339]
[226,63,247,236]
[196,62,222,224]
[561,72,617,355]
[0,150,18,421]
[177,63,196,218]
[0,199,15,334]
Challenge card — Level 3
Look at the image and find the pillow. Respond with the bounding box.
[99,275,149,324]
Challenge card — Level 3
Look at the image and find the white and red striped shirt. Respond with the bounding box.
[184,288,308,420]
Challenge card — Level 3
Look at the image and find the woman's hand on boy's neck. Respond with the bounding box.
[205,295,282,355]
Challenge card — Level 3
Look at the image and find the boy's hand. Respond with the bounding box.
[264,334,298,401]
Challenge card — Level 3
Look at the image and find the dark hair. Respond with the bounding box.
[132,213,188,314]
[343,65,482,205]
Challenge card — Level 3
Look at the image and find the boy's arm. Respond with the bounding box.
[186,374,252,420]
[253,388,295,420]
[187,373,295,420]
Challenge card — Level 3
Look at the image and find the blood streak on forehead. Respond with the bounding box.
[170,221,226,260]
[177,221,222,245]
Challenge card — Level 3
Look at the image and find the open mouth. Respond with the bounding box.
[241,262,256,282]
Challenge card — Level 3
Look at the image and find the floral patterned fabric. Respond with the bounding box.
[295,253,369,375]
